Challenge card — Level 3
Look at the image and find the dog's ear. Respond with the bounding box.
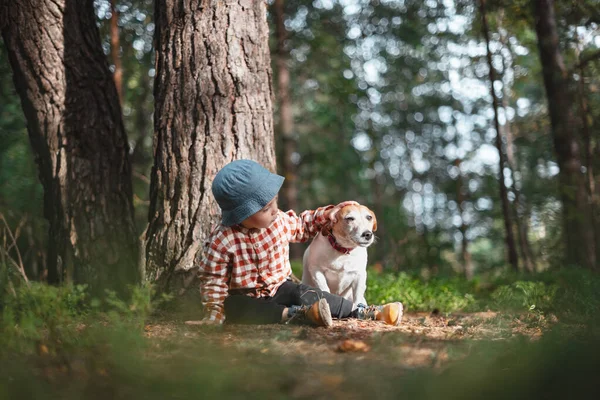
[370,211,378,232]
[328,206,341,224]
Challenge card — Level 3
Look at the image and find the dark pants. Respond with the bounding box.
[223,280,354,324]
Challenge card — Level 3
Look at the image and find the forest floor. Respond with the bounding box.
[6,268,600,399]
[133,310,560,399]
[147,310,551,367]
[6,307,597,400]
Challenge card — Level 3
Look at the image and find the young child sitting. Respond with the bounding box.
[197,159,403,327]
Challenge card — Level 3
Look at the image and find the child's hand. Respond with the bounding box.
[327,201,359,223]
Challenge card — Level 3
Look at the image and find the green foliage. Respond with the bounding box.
[0,281,278,399]
[366,271,477,312]
[481,268,600,319]
[532,268,600,319]
[0,282,155,356]
[102,284,156,327]
[0,283,88,353]
[491,280,558,312]
[365,267,600,319]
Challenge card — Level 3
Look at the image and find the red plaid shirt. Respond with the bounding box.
[198,206,333,324]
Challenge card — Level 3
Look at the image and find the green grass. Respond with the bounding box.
[363,267,600,319]
[366,271,478,312]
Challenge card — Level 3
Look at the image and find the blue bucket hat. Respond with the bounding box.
[212,160,285,227]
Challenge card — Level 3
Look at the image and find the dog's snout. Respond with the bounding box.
[361,231,373,240]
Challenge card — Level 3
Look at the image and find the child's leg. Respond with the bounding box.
[274,281,354,319]
[275,281,404,326]
[223,295,285,324]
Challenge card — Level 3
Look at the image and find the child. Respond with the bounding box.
[197,159,403,327]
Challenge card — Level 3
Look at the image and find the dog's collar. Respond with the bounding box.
[327,233,354,255]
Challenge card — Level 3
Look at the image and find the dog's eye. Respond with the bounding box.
[366,215,372,221]
[345,216,355,222]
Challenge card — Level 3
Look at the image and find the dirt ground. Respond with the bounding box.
[17,310,567,400]
[144,311,553,370]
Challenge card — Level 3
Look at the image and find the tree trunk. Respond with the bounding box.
[146,0,277,293]
[479,0,519,272]
[498,10,537,273]
[130,53,153,169]
[273,0,301,260]
[533,0,597,270]
[575,40,600,264]
[1,0,139,292]
[455,159,473,279]
[370,172,387,264]
[110,0,123,104]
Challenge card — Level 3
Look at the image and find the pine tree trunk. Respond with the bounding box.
[498,11,537,273]
[110,0,123,104]
[480,0,519,271]
[273,0,301,260]
[1,0,139,291]
[533,0,597,270]
[146,0,277,293]
[575,42,600,265]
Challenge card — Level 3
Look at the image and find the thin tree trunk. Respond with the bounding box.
[498,10,537,273]
[533,0,597,270]
[1,0,139,292]
[147,0,277,293]
[595,138,600,261]
[273,0,300,260]
[449,107,474,278]
[576,44,593,207]
[479,0,519,271]
[130,57,152,167]
[575,40,600,263]
[596,149,600,263]
[456,158,473,279]
[110,0,123,104]
[370,172,387,264]
[421,226,437,274]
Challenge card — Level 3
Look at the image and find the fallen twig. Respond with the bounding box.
[0,212,30,286]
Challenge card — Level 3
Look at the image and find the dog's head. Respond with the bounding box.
[325,204,377,249]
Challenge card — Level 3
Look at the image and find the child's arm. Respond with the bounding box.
[283,201,358,243]
[198,240,231,324]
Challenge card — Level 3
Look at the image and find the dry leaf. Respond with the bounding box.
[37,343,49,355]
[337,339,370,353]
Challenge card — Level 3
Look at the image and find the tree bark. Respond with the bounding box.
[110,0,123,104]
[533,0,597,270]
[574,39,600,264]
[498,10,537,273]
[147,0,277,293]
[479,0,519,272]
[1,0,139,292]
[273,0,301,260]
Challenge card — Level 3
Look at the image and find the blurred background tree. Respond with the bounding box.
[2,0,600,290]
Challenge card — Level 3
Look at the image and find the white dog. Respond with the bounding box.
[302,204,377,307]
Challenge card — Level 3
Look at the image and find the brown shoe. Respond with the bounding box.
[354,302,404,326]
[288,298,333,327]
